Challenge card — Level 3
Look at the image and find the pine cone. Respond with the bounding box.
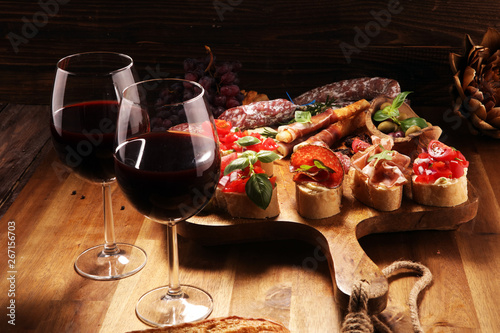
[450,27,500,138]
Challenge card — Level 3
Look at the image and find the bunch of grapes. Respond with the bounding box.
[150,80,188,130]
[183,47,244,118]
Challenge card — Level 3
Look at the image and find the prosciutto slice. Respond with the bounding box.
[351,137,411,188]
[276,99,369,143]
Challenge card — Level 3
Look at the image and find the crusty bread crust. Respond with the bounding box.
[260,161,274,177]
[127,316,290,332]
[411,174,468,207]
[351,168,403,211]
[296,183,342,219]
[214,186,280,219]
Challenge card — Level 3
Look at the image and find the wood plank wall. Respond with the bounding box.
[1,0,499,107]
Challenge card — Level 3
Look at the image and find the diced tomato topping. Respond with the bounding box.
[413,141,468,184]
[217,122,277,193]
[220,152,238,174]
[215,119,232,136]
[222,176,247,193]
[428,140,456,161]
[216,122,277,154]
[221,162,272,193]
[454,150,469,168]
[352,138,371,153]
[262,137,278,151]
[449,160,465,178]
[269,176,277,188]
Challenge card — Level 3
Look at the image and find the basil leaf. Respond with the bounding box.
[240,150,256,158]
[224,157,249,175]
[299,164,315,171]
[256,151,280,163]
[295,111,312,123]
[373,106,399,122]
[367,145,393,163]
[400,117,428,132]
[313,159,334,173]
[237,136,261,146]
[373,109,390,122]
[247,154,258,165]
[245,173,273,210]
[392,91,413,110]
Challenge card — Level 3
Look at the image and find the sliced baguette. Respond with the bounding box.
[351,168,404,212]
[127,315,290,332]
[296,183,342,219]
[411,174,468,207]
[215,186,280,219]
[260,161,274,177]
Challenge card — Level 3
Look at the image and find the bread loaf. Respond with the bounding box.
[127,316,290,333]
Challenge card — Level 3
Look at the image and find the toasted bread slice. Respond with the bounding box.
[411,174,468,207]
[351,168,404,212]
[296,183,342,219]
[127,315,290,332]
[215,186,280,219]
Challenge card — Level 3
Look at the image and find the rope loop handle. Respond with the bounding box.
[341,260,432,333]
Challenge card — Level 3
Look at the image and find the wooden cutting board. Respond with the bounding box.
[178,158,479,314]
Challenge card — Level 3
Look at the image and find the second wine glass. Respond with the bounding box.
[50,51,147,280]
[114,78,221,327]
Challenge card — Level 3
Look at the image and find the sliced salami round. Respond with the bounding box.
[291,145,344,188]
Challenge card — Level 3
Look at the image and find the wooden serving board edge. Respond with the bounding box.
[178,160,479,313]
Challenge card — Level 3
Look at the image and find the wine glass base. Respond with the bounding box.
[75,243,147,280]
[136,285,213,327]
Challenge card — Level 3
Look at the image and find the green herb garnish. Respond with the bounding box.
[294,110,312,123]
[236,136,261,147]
[223,150,280,210]
[289,96,338,124]
[372,91,428,132]
[367,145,394,166]
[298,159,334,174]
[260,127,278,139]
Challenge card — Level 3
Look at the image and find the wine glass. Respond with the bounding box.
[50,51,147,280]
[114,78,221,327]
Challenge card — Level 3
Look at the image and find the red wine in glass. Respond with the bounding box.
[51,100,118,183]
[50,52,147,280]
[115,78,221,327]
[115,131,219,222]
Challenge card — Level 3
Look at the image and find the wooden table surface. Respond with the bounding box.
[1,103,500,333]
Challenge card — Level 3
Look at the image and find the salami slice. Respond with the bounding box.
[290,145,344,188]
[218,99,296,130]
[293,77,401,105]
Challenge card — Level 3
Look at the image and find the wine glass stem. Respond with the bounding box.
[167,224,182,297]
[102,183,119,255]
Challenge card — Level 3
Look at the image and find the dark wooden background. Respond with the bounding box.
[1,0,500,108]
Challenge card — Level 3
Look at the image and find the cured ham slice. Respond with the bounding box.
[295,110,366,150]
[350,137,411,211]
[276,99,370,143]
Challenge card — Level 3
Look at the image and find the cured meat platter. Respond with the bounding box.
[178,159,478,313]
